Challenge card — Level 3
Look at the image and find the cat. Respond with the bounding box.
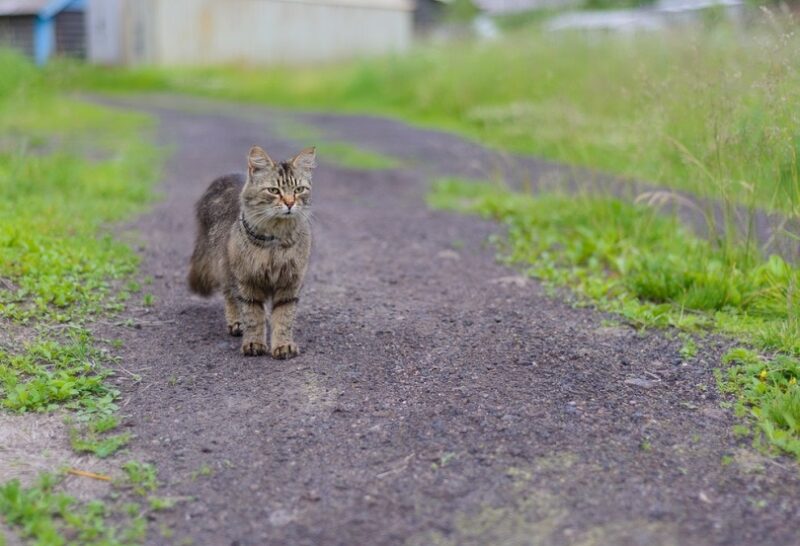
[187,145,316,358]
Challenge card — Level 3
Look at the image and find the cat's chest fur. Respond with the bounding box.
[227,225,310,294]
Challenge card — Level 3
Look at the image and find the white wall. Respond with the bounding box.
[146,0,413,65]
[87,0,123,63]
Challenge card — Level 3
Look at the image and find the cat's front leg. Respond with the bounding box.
[238,292,267,356]
[270,288,300,359]
[223,286,243,337]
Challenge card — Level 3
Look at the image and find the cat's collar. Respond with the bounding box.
[240,214,279,246]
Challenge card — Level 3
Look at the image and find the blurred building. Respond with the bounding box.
[87,0,413,66]
[0,0,86,64]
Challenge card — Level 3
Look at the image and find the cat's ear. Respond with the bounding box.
[291,146,317,172]
[248,146,274,172]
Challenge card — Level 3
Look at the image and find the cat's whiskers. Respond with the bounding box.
[245,208,278,230]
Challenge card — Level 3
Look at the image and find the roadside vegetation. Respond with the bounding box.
[0,51,165,543]
[272,118,401,170]
[0,460,179,546]
[429,178,800,460]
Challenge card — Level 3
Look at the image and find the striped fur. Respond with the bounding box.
[187,146,316,359]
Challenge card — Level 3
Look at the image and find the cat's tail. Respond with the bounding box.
[187,243,215,297]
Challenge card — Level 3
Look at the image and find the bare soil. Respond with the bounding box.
[89,95,799,546]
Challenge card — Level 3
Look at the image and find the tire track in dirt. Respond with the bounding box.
[95,95,799,546]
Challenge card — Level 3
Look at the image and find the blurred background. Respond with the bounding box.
[3,0,798,212]
[0,0,774,65]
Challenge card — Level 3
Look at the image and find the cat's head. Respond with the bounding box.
[241,145,316,221]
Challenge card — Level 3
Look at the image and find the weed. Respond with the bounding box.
[121,461,159,496]
[431,452,457,470]
[148,497,177,512]
[191,465,213,481]
[0,331,116,413]
[0,473,139,546]
[679,333,698,360]
[0,463,179,546]
[718,348,800,459]
[70,427,130,459]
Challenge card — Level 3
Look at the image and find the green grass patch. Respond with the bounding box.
[321,141,401,170]
[0,330,115,413]
[0,98,159,323]
[429,177,800,458]
[0,473,142,546]
[0,461,180,546]
[719,349,800,459]
[0,50,162,542]
[271,118,401,170]
[0,50,158,409]
[50,18,800,213]
[120,462,159,497]
[70,428,131,459]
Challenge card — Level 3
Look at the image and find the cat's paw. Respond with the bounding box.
[271,342,299,360]
[228,322,243,337]
[241,340,268,356]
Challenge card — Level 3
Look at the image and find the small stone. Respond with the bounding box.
[303,490,321,502]
[625,377,659,389]
[437,249,461,260]
[268,509,294,527]
[489,275,529,288]
[701,407,725,421]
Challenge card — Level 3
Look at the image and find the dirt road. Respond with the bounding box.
[97,95,799,546]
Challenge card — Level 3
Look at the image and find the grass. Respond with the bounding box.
[1,330,114,413]
[120,462,159,497]
[0,84,159,323]
[429,177,800,459]
[50,16,800,214]
[0,473,142,546]
[321,141,401,170]
[720,348,800,458]
[0,50,161,543]
[0,50,158,411]
[272,118,401,170]
[0,461,179,546]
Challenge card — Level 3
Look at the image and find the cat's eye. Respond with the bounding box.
[267,187,281,195]
[294,186,308,194]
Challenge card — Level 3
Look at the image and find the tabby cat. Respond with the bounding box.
[188,145,316,358]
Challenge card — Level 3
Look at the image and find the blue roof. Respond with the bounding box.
[40,0,84,19]
[0,0,83,16]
